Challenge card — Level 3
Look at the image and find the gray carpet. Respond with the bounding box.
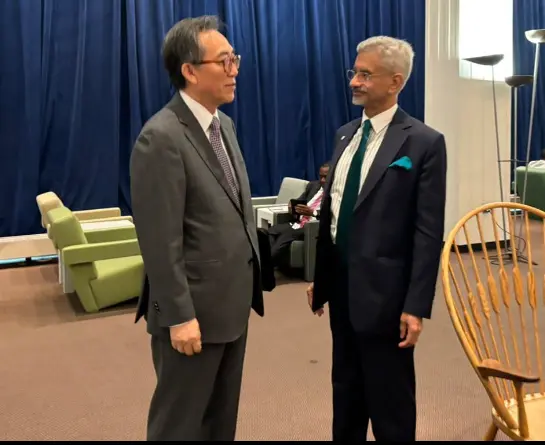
[0,258,522,441]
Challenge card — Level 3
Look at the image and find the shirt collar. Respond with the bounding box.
[179,90,219,133]
[362,103,398,133]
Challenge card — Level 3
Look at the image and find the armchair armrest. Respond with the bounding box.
[272,211,292,225]
[251,196,277,206]
[46,216,134,234]
[62,239,141,266]
[84,226,137,244]
[73,207,121,221]
[84,215,133,223]
[478,359,540,383]
[478,359,540,439]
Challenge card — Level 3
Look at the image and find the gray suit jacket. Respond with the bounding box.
[130,93,264,344]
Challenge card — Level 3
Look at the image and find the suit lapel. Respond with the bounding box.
[325,119,360,197]
[354,108,412,210]
[167,94,243,214]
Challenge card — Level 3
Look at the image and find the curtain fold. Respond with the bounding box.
[513,0,545,164]
[0,0,425,236]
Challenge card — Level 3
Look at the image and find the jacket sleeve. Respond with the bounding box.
[403,133,447,319]
[130,126,196,327]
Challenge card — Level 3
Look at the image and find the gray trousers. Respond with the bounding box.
[147,329,248,441]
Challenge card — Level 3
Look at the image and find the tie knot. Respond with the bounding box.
[210,116,220,132]
[362,119,372,132]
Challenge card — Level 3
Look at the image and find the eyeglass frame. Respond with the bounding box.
[193,54,241,74]
[346,69,393,82]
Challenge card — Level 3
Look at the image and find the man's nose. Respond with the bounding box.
[350,78,359,89]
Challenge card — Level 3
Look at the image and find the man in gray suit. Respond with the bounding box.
[130,16,265,441]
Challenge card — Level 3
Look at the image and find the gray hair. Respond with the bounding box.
[356,36,414,89]
[162,15,222,90]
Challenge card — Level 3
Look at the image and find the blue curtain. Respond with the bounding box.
[513,1,545,164]
[0,0,425,237]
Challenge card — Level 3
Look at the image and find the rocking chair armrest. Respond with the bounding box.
[477,359,540,384]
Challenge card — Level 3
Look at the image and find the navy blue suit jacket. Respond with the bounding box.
[312,107,447,336]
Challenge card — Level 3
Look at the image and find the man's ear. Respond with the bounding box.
[390,73,404,94]
[181,63,198,86]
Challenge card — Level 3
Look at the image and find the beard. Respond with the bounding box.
[352,88,367,106]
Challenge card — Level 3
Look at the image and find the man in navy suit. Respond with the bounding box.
[307,36,447,441]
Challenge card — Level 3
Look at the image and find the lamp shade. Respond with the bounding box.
[525,29,545,44]
[463,54,504,66]
[505,75,534,88]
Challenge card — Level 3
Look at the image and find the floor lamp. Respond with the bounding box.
[505,74,533,259]
[515,29,545,255]
[463,54,513,264]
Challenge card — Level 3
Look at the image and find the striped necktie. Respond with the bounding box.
[209,116,241,207]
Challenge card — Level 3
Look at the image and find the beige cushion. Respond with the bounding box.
[36,192,63,228]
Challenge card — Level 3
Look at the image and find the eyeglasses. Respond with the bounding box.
[346,69,385,82]
[195,54,241,74]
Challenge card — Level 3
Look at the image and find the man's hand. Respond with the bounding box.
[307,283,324,317]
[296,205,314,217]
[399,313,423,348]
[170,318,202,356]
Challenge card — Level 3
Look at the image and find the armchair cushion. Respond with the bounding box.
[90,256,144,308]
[48,206,88,249]
[277,178,309,204]
[36,192,64,229]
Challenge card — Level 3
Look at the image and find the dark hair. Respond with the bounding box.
[162,15,222,90]
[320,162,331,169]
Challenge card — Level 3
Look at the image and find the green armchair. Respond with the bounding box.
[515,166,545,217]
[47,206,144,313]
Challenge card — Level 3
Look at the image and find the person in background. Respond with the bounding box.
[130,16,265,441]
[267,163,330,271]
[307,36,447,441]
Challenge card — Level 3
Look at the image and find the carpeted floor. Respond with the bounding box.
[3,229,543,441]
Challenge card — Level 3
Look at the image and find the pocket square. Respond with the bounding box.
[389,156,412,171]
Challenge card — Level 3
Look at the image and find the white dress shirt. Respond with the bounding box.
[179,90,237,178]
[330,104,398,241]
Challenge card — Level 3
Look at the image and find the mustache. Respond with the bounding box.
[352,87,367,94]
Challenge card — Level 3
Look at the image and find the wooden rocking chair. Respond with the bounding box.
[441,202,545,441]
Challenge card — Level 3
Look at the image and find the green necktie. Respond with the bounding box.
[336,119,372,261]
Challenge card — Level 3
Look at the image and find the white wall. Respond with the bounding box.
[425,0,512,246]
